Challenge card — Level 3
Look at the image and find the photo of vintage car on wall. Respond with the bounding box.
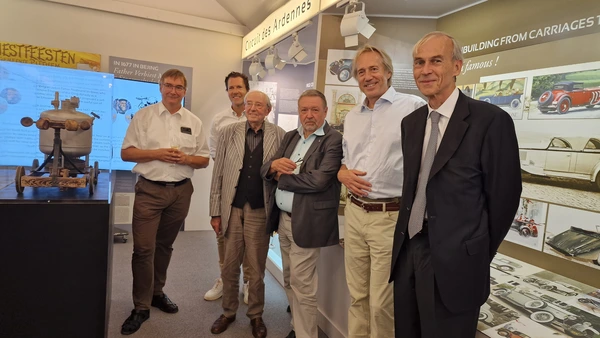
[511,216,539,237]
[491,286,600,337]
[474,78,526,119]
[530,69,600,119]
[519,136,600,190]
[538,81,600,114]
[545,226,600,266]
[328,59,353,82]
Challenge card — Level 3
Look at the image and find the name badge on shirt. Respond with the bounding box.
[180,127,192,135]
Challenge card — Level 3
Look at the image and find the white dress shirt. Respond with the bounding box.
[420,87,460,166]
[342,86,426,198]
[122,102,210,181]
[209,107,246,159]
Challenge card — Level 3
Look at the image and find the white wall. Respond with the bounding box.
[2,0,243,230]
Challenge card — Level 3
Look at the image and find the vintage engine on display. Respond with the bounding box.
[17,92,99,195]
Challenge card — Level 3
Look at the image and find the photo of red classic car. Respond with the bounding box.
[538,81,600,114]
[512,215,539,237]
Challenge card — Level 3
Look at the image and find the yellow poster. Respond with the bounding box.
[0,41,101,71]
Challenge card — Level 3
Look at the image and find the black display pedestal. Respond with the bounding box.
[0,174,112,338]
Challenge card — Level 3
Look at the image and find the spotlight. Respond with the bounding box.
[248,56,266,81]
[340,0,376,48]
[264,47,286,75]
[288,32,308,66]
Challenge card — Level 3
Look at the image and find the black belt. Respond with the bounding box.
[349,195,401,212]
[141,176,189,187]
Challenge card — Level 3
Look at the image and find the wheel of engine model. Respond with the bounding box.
[89,168,96,195]
[15,166,25,194]
[93,161,99,185]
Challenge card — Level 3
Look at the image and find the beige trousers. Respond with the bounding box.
[279,212,321,338]
[221,203,270,319]
[217,232,249,282]
[344,202,398,338]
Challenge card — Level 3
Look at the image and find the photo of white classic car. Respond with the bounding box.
[491,287,600,337]
[519,137,600,189]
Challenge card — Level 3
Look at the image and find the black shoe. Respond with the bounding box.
[121,309,149,335]
[151,293,179,313]
[286,329,296,338]
[287,305,291,313]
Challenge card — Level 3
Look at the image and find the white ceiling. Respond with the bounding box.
[46,0,486,63]
[114,0,486,31]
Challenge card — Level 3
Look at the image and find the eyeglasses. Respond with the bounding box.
[162,83,186,92]
[245,102,266,109]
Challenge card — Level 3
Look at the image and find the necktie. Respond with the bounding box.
[408,111,441,238]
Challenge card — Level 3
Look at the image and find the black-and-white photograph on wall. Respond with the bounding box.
[544,204,600,270]
[326,50,357,86]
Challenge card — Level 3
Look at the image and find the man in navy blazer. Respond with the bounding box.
[390,31,522,338]
[261,89,342,338]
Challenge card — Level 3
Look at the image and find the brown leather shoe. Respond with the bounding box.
[250,317,267,338]
[211,314,236,334]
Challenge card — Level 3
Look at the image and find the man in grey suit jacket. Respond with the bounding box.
[261,89,343,338]
[209,90,286,338]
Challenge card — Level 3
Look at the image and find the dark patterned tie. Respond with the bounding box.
[408,111,440,238]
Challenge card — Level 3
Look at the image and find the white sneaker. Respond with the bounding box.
[204,278,223,301]
[243,281,249,304]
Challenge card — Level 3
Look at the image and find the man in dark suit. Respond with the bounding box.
[261,89,342,338]
[390,31,522,338]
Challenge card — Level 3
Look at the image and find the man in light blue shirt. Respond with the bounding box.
[337,45,426,338]
[262,89,343,338]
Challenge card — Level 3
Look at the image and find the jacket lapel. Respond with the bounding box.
[408,107,428,182]
[233,122,246,166]
[429,92,470,180]
[263,122,277,162]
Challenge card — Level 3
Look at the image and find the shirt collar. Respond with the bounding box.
[361,86,396,111]
[427,87,459,120]
[231,107,245,117]
[297,122,326,140]
[246,120,264,133]
[159,102,182,116]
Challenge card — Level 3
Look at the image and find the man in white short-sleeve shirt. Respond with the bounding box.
[120,69,210,335]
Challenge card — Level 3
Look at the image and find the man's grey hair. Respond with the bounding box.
[351,44,394,87]
[244,90,272,110]
[413,31,464,62]
[298,89,327,108]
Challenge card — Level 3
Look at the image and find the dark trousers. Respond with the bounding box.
[131,178,193,310]
[393,231,479,338]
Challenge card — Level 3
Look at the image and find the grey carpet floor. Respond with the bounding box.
[108,230,327,338]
